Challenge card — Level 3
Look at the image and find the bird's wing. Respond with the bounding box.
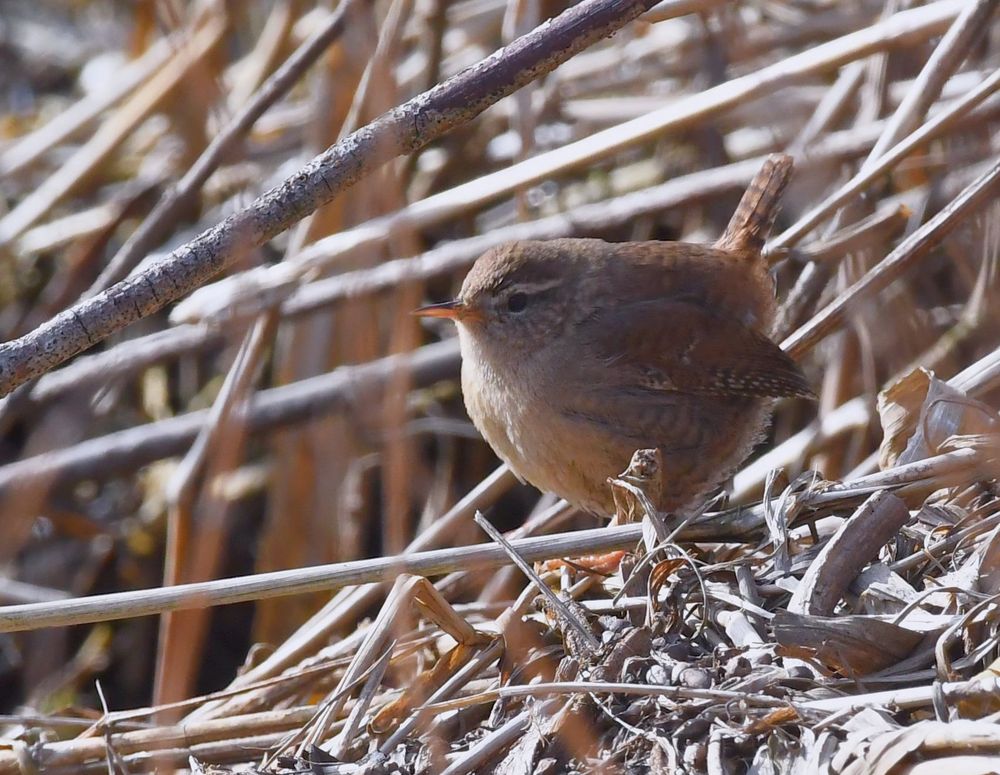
[581,300,813,400]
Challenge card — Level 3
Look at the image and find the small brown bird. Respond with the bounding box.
[417,155,812,516]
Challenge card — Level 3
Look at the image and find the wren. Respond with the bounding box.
[417,155,812,515]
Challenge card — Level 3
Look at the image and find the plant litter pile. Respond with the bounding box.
[0,1,998,773]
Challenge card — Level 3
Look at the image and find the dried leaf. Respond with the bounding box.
[878,368,999,470]
[773,611,924,674]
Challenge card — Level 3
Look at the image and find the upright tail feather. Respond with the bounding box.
[715,154,794,256]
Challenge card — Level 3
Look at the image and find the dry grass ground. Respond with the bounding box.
[0,0,999,772]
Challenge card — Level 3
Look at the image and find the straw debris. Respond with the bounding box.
[0,1,999,773]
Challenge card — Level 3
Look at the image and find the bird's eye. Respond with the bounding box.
[506,292,528,313]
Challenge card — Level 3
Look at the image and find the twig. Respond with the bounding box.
[802,677,1000,713]
[154,314,275,706]
[772,66,1000,250]
[862,0,997,167]
[22,324,221,405]
[0,704,324,774]
[438,704,539,775]
[426,680,791,711]
[0,523,646,633]
[0,339,459,495]
[769,203,910,266]
[788,491,910,616]
[377,639,506,754]
[781,158,1000,360]
[87,0,364,293]
[474,512,601,654]
[186,464,516,722]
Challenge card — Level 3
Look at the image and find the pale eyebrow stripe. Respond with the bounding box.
[506,278,562,295]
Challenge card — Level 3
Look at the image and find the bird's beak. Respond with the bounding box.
[414,299,480,322]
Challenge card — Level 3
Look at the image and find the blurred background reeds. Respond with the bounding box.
[0,0,999,772]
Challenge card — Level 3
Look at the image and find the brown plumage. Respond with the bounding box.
[417,154,812,515]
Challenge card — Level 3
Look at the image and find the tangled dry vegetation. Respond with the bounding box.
[1,0,999,773]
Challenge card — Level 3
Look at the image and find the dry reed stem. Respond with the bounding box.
[0,524,645,632]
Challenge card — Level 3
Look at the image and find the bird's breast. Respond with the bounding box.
[457,328,612,512]
[458,328,536,457]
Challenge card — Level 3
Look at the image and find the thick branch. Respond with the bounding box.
[0,0,659,397]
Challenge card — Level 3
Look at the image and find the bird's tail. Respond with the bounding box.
[716,154,794,256]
